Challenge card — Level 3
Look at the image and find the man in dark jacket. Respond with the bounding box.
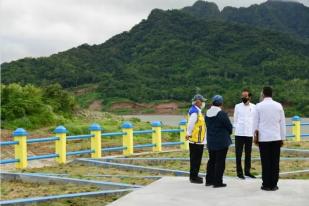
[205,95,233,188]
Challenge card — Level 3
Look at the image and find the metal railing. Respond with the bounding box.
[1,115,308,169]
[0,120,188,169]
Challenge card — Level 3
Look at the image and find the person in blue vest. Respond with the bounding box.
[205,95,233,188]
[186,94,207,184]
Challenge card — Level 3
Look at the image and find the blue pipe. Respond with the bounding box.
[162,142,184,146]
[27,137,59,144]
[286,134,295,138]
[66,149,94,156]
[0,141,19,146]
[102,146,127,152]
[161,129,183,133]
[133,143,156,149]
[102,132,126,137]
[28,154,59,161]
[133,130,154,135]
[0,158,19,164]
[67,134,93,140]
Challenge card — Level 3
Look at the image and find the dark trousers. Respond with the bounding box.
[259,141,281,188]
[189,143,204,178]
[206,148,228,185]
[235,136,253,175]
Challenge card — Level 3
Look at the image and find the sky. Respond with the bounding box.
[1,0,309,63]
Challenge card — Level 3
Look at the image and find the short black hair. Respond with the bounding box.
[263,86,272,97]
[242,88,252,97]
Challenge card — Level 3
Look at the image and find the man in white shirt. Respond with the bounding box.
[253,87,286,191]
[185,94,207,184]
[233,89,256,179]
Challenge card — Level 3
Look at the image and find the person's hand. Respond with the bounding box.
[254,130,259,146]
[185,135,191,140]
[280,140,284,147]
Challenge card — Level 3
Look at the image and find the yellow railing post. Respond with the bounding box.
[54,125,67,164]
[151,121,162,152]
[89,123,102,158]
[13,128,28,169]
[292,116,301,142]
[122,122,133,156]
[179,119,189,151]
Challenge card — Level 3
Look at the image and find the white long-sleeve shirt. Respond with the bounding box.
[233,102,256,137]
[253,97,286,142]
[187,105,206,144]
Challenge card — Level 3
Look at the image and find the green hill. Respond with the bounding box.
[1,1,309,116]
[183,0,309,41]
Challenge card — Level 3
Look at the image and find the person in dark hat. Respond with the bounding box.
[205,95,233,188]
[186,94,207,184]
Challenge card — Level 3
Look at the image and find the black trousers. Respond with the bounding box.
[189,143,204,178]
[206,148,228,185]
[235,136,253,175]
[259,141,281,188]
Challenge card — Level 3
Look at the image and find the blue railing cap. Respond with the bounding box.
[89,123,102,131]
[122,122,133,129]
[54,125,68,133]
[179,119,187,125]
[292,115,301,121]
[13,128,28,136]
[151,121,161,127]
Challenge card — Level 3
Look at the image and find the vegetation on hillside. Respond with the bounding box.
[1,1,309,117]
[1,83,76,129]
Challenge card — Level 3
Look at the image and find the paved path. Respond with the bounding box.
[107,177,309,206]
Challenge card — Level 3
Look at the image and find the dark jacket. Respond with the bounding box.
[205,107,233,151]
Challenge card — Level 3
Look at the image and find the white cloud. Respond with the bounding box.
[0,0,308,63]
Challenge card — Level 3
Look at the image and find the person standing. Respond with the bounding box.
[233,89,256,179]
[186,94,207,184]
[253,87,286,191]
[205,95,233,188]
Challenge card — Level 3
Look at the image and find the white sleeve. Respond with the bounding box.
[187,113,197,136]
[233,105,238,128]
[280,106,286,140]
[253,107,259,133]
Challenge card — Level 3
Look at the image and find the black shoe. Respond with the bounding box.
[190,177,203,184]
[197,176,203,181]
[205,182,213,186]
[245,173,256,178]
[261,186,272,191]
[213,183,227,188]
[271,186,279,191]
[237,174,245,179]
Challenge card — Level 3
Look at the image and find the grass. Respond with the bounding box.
[21,162,158,186]
[76,92,101,108]
[0,180,101,200]
[29,195,126,206]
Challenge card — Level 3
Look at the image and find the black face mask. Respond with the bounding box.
[241,97,249,104]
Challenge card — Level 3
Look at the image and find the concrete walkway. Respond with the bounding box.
[107,177,309,206]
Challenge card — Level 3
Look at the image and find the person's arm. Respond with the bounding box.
[280,106,286,141]
[219,111,233,135]
[253,107,259,133]
[186,113,197,138]
[233,105,238,128]
[253,107,259,145]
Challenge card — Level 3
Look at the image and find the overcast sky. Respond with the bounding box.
[1,0,308,63]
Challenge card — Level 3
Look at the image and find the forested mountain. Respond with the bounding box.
[2,1,309,115]
[183,0,309,41]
